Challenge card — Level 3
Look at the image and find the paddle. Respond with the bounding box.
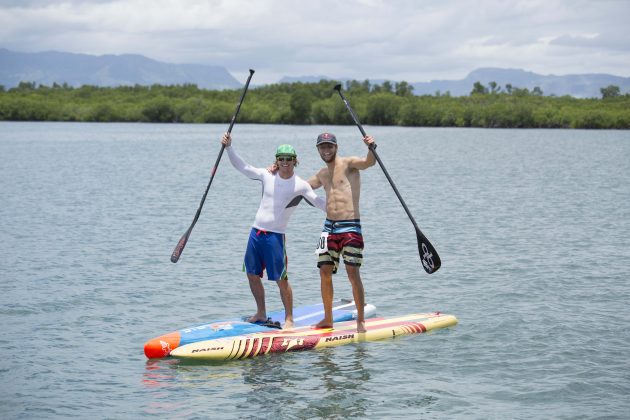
[171,69,255,263]
[333,84,441,274]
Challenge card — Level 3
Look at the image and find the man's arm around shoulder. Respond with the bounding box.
[308,171,323,189]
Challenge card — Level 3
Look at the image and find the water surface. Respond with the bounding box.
[1,122,629,418]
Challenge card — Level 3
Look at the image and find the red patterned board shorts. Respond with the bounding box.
[316,219,364,274]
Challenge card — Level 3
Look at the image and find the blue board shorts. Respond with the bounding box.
[244,228,288,281]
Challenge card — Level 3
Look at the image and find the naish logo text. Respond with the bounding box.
[325,334,355,342]
[191,346,225,353]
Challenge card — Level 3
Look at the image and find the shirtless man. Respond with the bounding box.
[308,132,376,332]
[222,133,326,329]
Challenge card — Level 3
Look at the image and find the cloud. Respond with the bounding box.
[550,31,630,52]
[1,0,629,83]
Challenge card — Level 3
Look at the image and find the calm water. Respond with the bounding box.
[1,122,629,419]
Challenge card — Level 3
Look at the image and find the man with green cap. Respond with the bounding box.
[221,133,326,329]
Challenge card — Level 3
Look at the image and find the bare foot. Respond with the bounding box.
[356,321,366,333]
[314,319,333,329]
[282,320,294,330]
[246,315,267,323]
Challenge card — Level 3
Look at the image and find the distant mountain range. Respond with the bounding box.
[410,68,630,98]
[280,69,630,98]
[1,48,629,97]
[0,48,241,90]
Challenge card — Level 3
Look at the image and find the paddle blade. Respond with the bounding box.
[416,229,441,274]
[171,230,191,263]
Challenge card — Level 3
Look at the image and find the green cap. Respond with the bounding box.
[275,144,297,158]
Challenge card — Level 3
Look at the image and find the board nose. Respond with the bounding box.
[144,332,181,359]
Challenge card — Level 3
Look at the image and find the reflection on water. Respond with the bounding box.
[304,345,371,418]
[141,344,373,418]
[143,358,242,388]
[143,359,180,388]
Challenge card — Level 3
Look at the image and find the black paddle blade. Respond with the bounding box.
[416,229,441,274]
[171,230,191,263]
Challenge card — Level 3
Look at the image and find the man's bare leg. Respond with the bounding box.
[346,265,366,333]
[246,273,267,323]
[315,264,334,329]
[277,277,294,329]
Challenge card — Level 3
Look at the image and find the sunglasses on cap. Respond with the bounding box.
[276,156,295,162]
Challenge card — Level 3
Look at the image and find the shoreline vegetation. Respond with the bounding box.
[1,80,629,129]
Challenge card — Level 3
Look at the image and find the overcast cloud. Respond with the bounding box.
[1,0,629,84]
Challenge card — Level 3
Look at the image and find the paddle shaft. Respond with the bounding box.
[171,69,255,263]
[334,84,441,274]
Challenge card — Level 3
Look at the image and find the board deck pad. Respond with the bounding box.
[144,299,376,358]
[170,312,458,361]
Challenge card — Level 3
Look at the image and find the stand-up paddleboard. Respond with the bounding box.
[144,299,376,358]
[170,312,457,361]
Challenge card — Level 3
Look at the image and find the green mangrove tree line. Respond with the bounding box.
[1,80,629,129]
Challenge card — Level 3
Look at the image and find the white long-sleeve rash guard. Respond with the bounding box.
[226,146,326,233]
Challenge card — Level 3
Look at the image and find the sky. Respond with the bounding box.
[1,0,629,84]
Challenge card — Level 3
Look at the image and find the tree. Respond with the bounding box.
[15,81,37,91]
[600,85,621,99]
[512,87,530,97]
[1,79,629,129]
[366,93,402,125]
[394,81,414,97]
[289,90,312,124]
[142,97,176,122]
[471,81,488,95]
[346,80,369,95]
